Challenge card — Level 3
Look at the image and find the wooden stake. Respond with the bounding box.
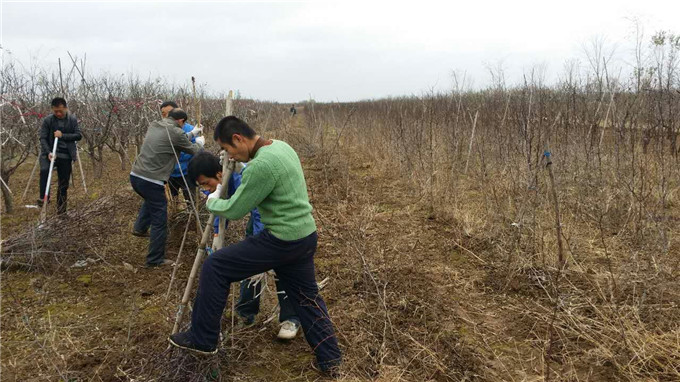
[464,111,479,174]
[165,214,193,301]
[76,149,88,194]
[545,151,564,267]
[21,156,39,203]
[213,91,234,251]
[171,163,234,336]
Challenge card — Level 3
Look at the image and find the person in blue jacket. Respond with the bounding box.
[160,101,202,208]
[187,151,302,340]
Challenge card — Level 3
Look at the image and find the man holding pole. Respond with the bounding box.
[159,101,202,208]
[38,97,82,214]
[130,108,204,267]
[187,152,303,340]
[169,116,341,377]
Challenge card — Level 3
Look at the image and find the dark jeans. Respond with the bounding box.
[237,275,300,325]
[39,156,72,214]
[130,175,168,265]
[168,176,196,207]
[190,230,341,368]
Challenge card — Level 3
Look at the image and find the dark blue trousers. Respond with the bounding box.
[130,175,168,266]
[190,230,341,368]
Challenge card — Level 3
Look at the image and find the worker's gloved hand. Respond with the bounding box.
[195,136,205,147]
[188,124,203,138]
[207,183,223,201]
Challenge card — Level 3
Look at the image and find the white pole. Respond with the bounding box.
[40,137,59,223]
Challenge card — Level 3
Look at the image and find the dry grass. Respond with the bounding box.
[2,93,680,381]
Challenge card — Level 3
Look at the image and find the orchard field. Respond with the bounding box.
[2,37,680,381]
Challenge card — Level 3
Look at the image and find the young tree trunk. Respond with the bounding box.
[90,150,104,179]
[117,150,127,171]
[1,171,14,213]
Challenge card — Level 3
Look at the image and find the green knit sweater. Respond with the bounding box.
[206,140,316,241]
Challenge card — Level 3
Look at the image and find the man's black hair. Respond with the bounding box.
[213,116,256,145]
[160,101,178,110]
[187,151,221,185]
[51,97,67,108]
[168,108,188,122]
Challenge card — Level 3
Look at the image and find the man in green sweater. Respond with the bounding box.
[169,116,341,376]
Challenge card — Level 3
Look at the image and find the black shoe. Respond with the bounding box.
[311,359,341,378]
[132,229,150,237]
[168,331,217,355]
[36,199,44,207]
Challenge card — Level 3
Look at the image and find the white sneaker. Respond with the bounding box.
[277,320,300,340]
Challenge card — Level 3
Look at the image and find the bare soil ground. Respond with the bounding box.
[2,137,678,381]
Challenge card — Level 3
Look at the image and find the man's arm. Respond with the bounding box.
[170,126,202,155]
[39,118,51,154]
[60,115,82,141]
[206,161,276,221]
[215,172,242,232]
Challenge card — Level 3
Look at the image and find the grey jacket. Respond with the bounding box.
[131,118,203,182]
[40,113,82,160]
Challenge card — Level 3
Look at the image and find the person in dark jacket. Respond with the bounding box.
[38,97,82,214]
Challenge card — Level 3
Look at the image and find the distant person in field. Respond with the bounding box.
[38,97,82,214]
[187,151,303,341]
[290,104,297,116]
[169,116,341,377]
[130,108,204,267]
[159,101,203,209]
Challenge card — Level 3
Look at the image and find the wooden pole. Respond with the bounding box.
[213,90,234,251]
[464,111,478,175]
[190,76,202,234]
[171,163,233,335]
[21,157,39,203]
[76,149,88,194]
[545,151,564,267]
[226,90,233,117]
[165,214,193,301]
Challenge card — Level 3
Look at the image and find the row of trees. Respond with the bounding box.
[0,52,293,212]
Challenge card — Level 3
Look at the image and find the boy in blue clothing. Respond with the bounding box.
[188,151,302,340]
[160,101,202,207]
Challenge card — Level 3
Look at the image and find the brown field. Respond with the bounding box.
[2,84,680,382]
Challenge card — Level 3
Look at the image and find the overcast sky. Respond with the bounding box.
[2,0,679,102]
